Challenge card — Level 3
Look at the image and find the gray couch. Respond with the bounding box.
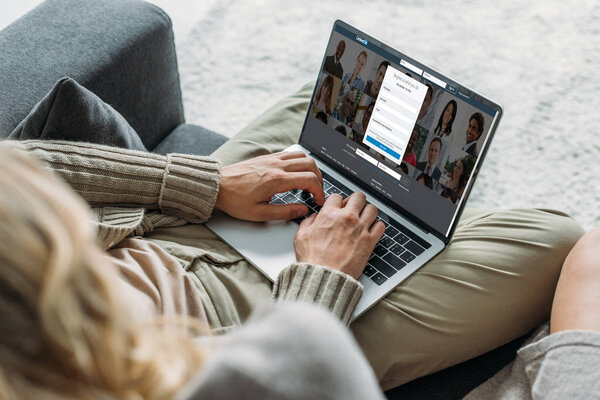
[0,0,228,154]
[0,1,524,398]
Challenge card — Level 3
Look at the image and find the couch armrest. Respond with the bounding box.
[0,0,184,150]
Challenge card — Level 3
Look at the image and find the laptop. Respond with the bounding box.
[206,20,503,320]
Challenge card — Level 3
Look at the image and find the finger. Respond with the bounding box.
[281,158,323,186]
[255,203,308,221]
[279,151,307,161]
[344,192,367,214]
[299,212,317,229]
[273,171,325,205]
[321,193,344,211]
[369,219,386,240]
[360,204,379,226]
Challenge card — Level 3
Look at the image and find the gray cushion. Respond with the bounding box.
[9,77,146,151]
[153,124,228,156]
[0,0,183,149]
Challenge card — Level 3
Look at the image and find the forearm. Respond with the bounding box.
[272,262,363,325]
[7,140,221,223]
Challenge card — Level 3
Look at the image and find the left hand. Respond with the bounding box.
[215,151,325,221]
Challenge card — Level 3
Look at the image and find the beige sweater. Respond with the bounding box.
[8,140,362,324]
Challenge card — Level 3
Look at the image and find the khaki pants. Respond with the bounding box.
[145,83,584,389]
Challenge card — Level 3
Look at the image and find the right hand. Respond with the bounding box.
[215,151,325,222]
[293,192,385,279]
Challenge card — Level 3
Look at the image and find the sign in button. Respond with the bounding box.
[366,136,401,159]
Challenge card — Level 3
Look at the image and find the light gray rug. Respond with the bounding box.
[177,0,600,229]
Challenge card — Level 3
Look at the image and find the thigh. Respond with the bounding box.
[351,208,584,390]
[211,82,314,165]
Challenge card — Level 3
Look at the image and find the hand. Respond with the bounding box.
[293,192,385,279]
[215,151,325,221]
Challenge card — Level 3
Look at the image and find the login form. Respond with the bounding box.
[363,66,428,163]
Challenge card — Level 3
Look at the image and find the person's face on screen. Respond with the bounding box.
[322,81,332,100]
[407,128,418,151]
[442,103,454,125]
[342,93,355,115]
[418,87,433,120]
[372,64,388,96]
[362,104,374,127]
[428,141,441,165]
[336,41,346,60]
[452,160,464,180]
[354,54,366,75]
[465,118,480,143]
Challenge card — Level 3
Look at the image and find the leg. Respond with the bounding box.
[144,224,274,333]
[550,228,600,333]
[211,83,314,166]
[351,208,584,390]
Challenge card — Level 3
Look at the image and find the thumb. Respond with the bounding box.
[257,203,308,221]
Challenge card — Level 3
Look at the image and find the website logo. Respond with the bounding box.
[356,35,368,46]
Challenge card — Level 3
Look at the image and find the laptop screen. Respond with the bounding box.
[299,20,502,240]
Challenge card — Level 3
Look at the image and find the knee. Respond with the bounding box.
[533,209,585,254]
[561,228,600,279]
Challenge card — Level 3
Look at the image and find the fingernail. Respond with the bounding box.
[297,209,304,217]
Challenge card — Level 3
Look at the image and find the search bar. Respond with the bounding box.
[423,72,446,89]
[400,59,423,75]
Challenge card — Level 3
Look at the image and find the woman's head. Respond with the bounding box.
[434,100,457,136]
[452,158,465,179]
[316,75,334,112]
[0,145,204,399]
[452,158,467,188]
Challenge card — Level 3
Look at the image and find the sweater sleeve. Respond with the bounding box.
[6,140,221,223]
[178,304,384,400]
[272,262,363,325]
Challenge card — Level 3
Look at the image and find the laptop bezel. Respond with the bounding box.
[298,19,503,244]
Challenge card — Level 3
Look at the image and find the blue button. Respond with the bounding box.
[365,136,401,159]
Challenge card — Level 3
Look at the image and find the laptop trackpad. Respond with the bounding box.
[206,211,298,281]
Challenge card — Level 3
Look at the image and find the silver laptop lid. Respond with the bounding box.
[298,20,503,244]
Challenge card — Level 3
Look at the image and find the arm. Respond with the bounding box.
[274,192,385,325]
[9,141,328,224]
[8,140,220,223]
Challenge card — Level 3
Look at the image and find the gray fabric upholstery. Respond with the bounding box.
[153,124,228,156]
[9,77,146,151]
[0,0,184,150]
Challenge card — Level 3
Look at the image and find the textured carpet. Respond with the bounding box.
[177,0,599,229]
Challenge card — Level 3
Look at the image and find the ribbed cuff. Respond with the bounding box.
[272,263,363,325]
[159,154,222,223]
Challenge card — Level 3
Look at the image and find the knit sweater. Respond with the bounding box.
[6,140,363,324]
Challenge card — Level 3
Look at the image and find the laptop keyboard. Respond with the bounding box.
[270,170,431,286]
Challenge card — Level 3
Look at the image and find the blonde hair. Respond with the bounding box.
[0,144,205,400]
